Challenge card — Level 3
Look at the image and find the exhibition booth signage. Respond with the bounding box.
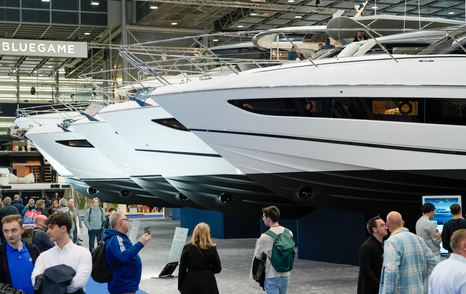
[0,39,88,58]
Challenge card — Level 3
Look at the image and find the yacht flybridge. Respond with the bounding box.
[154,31,466,212]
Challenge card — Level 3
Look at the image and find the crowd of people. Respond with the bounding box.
[358,204,466,294]
[0,195,153,294]
[2,191,464,294]
[0,194,294,294]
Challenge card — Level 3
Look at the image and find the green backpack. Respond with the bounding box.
[265,228,295,272]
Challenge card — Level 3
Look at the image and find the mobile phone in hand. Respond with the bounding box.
[144,227,151,235]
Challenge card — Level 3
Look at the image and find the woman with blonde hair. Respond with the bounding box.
[178,222,221,294]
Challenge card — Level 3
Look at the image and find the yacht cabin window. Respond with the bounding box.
[229,98,466,126]
[55,140,94,148]
[152,118,189,131]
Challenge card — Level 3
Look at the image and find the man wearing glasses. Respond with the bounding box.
[103,211,151,294]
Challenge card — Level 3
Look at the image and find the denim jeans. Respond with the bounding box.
[264,276,289,294]
[88,229,102,252]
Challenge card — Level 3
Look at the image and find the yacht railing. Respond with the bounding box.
[118,31,288,87]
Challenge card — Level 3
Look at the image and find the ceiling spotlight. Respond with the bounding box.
[295,15,303,19]
[171,22,178,25]
[250,12,258,16]
[448,11,455,15]
[237,25,244,28]
[84,32,91,35]
[90,1,100,6]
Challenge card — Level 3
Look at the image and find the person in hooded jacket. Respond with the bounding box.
[103,211,151,294]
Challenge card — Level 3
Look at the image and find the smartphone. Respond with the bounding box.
[144,227,151,235]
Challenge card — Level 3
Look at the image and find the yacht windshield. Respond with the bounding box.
[418,27,466,55]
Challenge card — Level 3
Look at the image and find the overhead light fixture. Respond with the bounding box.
[171,22,178,25]
[84,32,91,35]
[41,0,50,2]
[295,15,303,19]
[448,11,455,15]
[237,25,244,28]
[250,12,258,16]
[288,0,295,2]
[150,2,158,9]
[90,1,100,6]
[213,39,219,42]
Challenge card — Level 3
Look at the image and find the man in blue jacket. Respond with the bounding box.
[103,211,151,294]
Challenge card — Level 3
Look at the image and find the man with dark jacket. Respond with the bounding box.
[0,197,19,220]
[11,194,24,216]
[441,204,466,253]
[104,211,151,294]
[0,214,40,294]
[357,215,387,294]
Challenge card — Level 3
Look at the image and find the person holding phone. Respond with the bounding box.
[102,211,151,294]
[178,222,221,294]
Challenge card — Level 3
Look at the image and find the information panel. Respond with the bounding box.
[168,227,189,263]
[0,39,88,58]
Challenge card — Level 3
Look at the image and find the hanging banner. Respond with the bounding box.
[0,39,88,58]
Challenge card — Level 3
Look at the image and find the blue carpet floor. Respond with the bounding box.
[86,277,148,293]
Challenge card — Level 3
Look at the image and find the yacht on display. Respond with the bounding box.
[70,104,200,209]
[154,30,466,213]
[98,98,307,217]
[25,122,174,207]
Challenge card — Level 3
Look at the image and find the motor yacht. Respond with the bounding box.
[99,98,306,217]
[25,122,173,207]
[70,103,200,208]
[154,49,466,212]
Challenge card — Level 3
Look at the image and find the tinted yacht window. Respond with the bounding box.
[229,98,330,117]
[229,98,423,122]
[152,118,189,131]
[426,99,466,125]
[56,140,94,148]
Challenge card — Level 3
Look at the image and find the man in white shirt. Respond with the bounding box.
[428,229,466,294]
[254,205,294,294]
[32,212,92,293]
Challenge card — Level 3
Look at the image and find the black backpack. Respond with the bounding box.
[91,239,113,283]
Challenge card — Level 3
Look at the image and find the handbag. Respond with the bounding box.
[252,254,267,290]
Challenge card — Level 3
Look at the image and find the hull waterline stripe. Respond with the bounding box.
[135,148,222,158]
[190,129,466,156]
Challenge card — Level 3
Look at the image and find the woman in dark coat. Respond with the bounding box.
[178,222,222,294]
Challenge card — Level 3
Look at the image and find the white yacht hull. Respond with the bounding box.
[71,118,198,208]
[26,125,173,207]
[155,55,466,212]
[100,104,306,217]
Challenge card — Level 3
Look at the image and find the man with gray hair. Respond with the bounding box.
[379,211,438,294]
[84,198,105,252]
[103,211,151,294]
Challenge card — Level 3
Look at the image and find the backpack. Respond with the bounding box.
[264,228,295,272]
[91,239,113,283]
[22,227,38,244]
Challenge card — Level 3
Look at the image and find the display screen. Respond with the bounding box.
[422,195,462,256]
